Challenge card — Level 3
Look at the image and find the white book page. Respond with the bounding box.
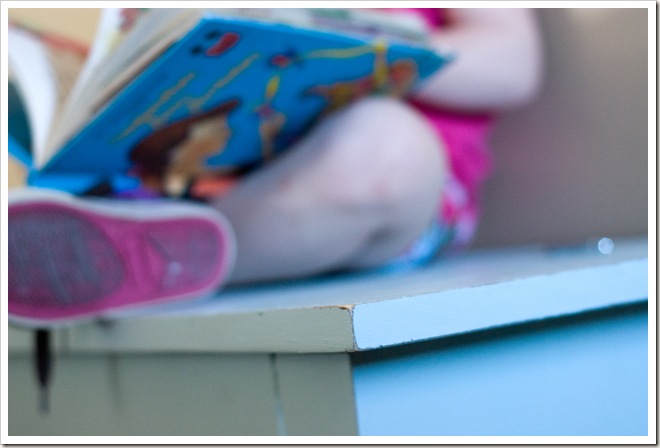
[48,9,201,156]
[208,8,430,43]
[62,8,125,118]
[42,7,434,165]
[7,26,57,165]
[47,8,137,164]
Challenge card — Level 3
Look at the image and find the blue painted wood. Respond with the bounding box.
[352,305,648,436]
[352,258,648,350]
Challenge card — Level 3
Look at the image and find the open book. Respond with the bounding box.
[8,8,452,197]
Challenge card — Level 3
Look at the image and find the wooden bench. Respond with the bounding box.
[8,237,648,437]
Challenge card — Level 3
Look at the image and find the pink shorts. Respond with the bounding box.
[381,102,495,271]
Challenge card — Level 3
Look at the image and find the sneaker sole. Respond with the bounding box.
[8,188,235,327]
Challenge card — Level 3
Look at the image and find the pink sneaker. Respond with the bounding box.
[8,188,236,327]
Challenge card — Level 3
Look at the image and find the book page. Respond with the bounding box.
[63,8,126,112]
[47,8,140,162]
[48,9,203,156]
[8,80,32,156]
[8,27,62,166]
[8,24,88,168]
[205,8,431,44]
[46,8,436,168]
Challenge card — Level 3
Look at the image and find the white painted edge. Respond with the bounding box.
[352,258,648,350]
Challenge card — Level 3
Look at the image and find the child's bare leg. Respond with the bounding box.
[212,97,447,284]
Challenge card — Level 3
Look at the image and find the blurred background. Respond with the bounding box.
[477,8,649,248]
[7,8,650,249]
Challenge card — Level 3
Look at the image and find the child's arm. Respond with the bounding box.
[413,8,544,112]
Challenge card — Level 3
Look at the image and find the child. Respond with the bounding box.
[8,8,543,326]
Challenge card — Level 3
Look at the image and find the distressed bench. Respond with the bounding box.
[8,236,648,437]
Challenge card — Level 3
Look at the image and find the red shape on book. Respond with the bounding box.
[205,32,240,56]
[270,54,291,68]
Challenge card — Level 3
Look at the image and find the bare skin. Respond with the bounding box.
[215,97,446,284]
[413,8,544,112]
[211,9,544,284]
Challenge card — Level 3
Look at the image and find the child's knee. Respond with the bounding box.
[317,97,447,213]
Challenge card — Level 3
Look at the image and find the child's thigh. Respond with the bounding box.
[211,96,449,280]
[287,96,448,213]
[294,96,448,268]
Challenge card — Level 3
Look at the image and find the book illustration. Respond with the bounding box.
[255,75,287,162]
[303,40,419,112]
[191,30,240,57]
[115,28,426,196]
[128,99,240,196]
[254,40,418,155]
[9,10,449,197]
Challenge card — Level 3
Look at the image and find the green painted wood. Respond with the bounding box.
[62,307,356,354]
[8,353,280,436]
[274,353,358,436]
[6,238,649,438]
[8,326,68,354]
[8,238,646,356]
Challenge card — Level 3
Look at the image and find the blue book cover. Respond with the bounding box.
[11,9,452,197]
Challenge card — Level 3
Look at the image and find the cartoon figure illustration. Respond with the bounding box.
[385,59,418,96]
[191,31,240,57]
[125,39,418,197]
[305,58,417,112]
[129,98,240,196]
[304,41,419,113]
[255,74,287,161]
